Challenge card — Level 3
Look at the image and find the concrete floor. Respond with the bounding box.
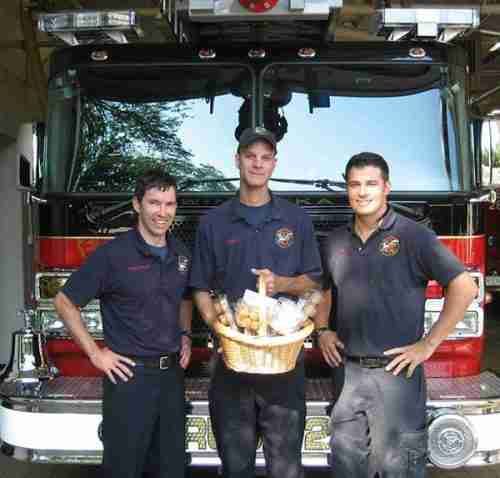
[2,305,500,478]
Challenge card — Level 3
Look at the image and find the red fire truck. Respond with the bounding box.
[1,4,500,471]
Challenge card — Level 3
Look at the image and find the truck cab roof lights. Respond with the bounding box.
[37,10,141,46]
[408,47,426,59]
[377,8,479,43]
[298,47,316,59]
[248,48,266,59]
[91,50,109,62]
[198,48,216,59]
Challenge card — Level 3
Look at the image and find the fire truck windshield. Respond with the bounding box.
[41,62,465,194]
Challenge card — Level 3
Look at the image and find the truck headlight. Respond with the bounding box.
[454,311,480,335]
[424,309,481,338]
[428,411,477,468]
[39,309,102,336]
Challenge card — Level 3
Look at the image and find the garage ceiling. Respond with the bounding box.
[2,0,500,124]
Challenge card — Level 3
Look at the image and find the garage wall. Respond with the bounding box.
[0,121,33,364]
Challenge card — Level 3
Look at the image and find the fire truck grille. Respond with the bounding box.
[170,214,341,252]
[170,216,200,251]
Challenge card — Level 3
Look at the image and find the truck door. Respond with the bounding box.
[474,116,500,295]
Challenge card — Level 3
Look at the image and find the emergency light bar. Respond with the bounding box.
[378,8,479,43]
[38,10,141,46]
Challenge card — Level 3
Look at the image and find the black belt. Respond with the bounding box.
[128,352,178,370]
[345,355,392,369]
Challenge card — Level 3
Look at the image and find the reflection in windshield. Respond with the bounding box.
[44,65,251,194]
[181,89,458,191]
[74,96,241,193]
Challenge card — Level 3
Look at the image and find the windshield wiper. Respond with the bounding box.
[178,177,240,191]
[269,178,346,191]
[179,177,347,191]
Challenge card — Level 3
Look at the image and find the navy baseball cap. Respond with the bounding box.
[238,127,277,153]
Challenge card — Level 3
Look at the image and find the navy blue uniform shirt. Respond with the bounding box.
[190,195,322,302]
[322,208,466,357]
[62,228,191,357]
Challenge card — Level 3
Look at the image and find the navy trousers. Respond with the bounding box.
[101,362,186,478]
[209,357,306,478]
[330,361,428,478]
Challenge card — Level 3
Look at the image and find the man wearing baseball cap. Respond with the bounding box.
[190,127,322,478]
[237,126,277,153]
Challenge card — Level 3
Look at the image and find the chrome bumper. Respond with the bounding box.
[1,372,500,467]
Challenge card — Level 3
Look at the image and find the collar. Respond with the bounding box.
[132,228,179,258]
[378,206,397,231]
[347,206,397,235]
[229,190,282,223]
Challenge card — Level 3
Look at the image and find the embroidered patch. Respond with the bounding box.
[379,235,400,257]
[177,255,190,273]
[274,227,295,249]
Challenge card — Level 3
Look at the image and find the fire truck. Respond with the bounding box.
[1,2,500,471]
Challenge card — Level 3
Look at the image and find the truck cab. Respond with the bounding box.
[1,4,500,472]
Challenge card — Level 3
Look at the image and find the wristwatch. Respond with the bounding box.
[181,329,193,340]
[315,326,330,338]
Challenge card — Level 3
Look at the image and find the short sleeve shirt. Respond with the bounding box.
[62,228,191,357]
[189,194,322,302]
[321,208,466,356]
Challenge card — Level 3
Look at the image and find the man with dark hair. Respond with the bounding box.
[344,152,389,182]
[54,169,192,478]
[315,152,477,477]
[190,127,322,478]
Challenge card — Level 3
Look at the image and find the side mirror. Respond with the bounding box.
[17,154,34,192]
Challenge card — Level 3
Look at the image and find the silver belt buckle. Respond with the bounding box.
[159,356,170,370]
[360,357,381,369]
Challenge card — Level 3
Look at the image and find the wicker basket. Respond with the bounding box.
[213,319,314,374]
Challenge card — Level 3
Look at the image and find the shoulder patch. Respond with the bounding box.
[379,235,400,257]
[275,227,295,249]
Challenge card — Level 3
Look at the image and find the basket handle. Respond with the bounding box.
[258,275,267,297]
[257,275,267,336]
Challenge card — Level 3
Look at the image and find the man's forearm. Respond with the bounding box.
[179,299,193,332]
[193,290,218,328]
[54,292,101,360]
[276,274,320,296]
[314,289,332,329]
[424,272,478,352]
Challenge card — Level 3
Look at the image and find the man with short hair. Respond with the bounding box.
[54,169,192,478]
[190,127,323,478]
[316,152,477,477]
